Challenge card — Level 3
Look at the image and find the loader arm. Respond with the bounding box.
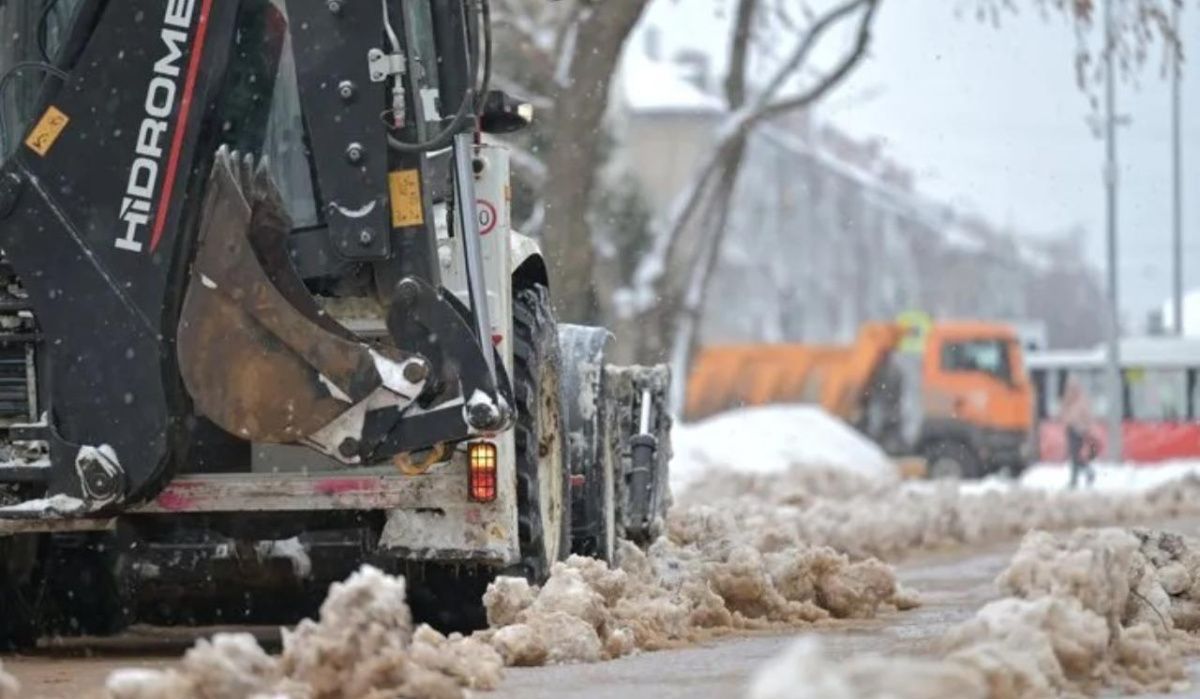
[0,0,519,512]
[0,1,682,646]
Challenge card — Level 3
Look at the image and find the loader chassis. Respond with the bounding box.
[0,0,671,641]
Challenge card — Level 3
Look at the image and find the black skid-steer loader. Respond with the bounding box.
[0,0,671,645]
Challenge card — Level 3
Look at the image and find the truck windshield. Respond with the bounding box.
[940,339,1013,384]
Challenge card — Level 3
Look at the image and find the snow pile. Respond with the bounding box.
[0,493,86,515]
[472,408,922,668]
[479,535,916,666]
[750,637,988,699]
[1000,528,1200,644]
[0,661,18,699]
[280,566,499,697]
[106,635,285,699]
[671,406,897,492]
[254,537,312,579]
[675,462,1200,562]
[106,565,503,699]
[750,527,1200,699]
[943,527,1195,696]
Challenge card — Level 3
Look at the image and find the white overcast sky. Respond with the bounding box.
[636,0,1200,328]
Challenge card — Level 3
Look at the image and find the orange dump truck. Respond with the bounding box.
[686,321,1034,478]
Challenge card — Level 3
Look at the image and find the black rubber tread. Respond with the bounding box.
[509,284,570,584]
[925,440,984,480]
[0,589,38,651]
[43,538,130,636]
[560,328,612,562]
[0,536,41,651]
[570,434,612,561]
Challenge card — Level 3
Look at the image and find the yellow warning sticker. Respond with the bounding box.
[24,106,70,157]
[389,170,424,227]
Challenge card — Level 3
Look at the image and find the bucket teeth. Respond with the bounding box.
[240,151,255,194]
[226,148,253,199]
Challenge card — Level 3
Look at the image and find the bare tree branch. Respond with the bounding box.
[552,2,586,83]
[969,0,1182,107]
[490,0,555,59]
[629,0,881,313]
[755,0,874,108]
[508,143,548,185]
[520,199,546,237]
[725,0,760,108]
[756,0,879,121]
[666,143,748,408]
[621,0,883,401]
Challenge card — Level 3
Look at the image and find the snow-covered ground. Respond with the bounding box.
[673,404,1200,497]
[1017,461,1200,493]
[670,405,898,492]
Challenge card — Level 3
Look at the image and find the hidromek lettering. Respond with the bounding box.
[115,2,197,253]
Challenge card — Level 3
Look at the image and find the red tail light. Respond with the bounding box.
[468,441,498,502]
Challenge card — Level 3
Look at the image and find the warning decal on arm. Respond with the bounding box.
[24,106,70,157]
[389,169,424,228]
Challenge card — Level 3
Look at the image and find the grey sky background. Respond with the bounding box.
[636,1,1200,332]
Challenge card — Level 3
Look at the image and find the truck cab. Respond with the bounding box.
[914,323,1034,478]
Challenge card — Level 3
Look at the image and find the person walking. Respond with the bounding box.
[1059,378,1096,488]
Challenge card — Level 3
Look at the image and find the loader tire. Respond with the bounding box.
[559,324,615,564]
[0,587,37,651]
[45,537,130,637]
[509,284,570,584]
[0,536,41,651]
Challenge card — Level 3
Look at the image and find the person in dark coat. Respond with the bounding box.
[1059,377,1096,488]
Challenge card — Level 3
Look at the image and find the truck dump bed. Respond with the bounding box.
[685,324,903,422]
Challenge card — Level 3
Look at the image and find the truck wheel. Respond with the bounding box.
[925,441,982,480]
[510,284,570,583]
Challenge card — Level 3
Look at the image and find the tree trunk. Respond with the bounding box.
[540,2,650,324]
[664,134,749,408]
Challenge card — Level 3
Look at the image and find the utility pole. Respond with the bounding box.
[1103,0,1124,462]
[1172,2,1185,336]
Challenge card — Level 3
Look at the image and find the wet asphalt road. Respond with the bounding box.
[4,544,1010,699]
[9,518,1200,698]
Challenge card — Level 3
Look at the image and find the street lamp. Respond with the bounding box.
[1102,0,1124,462]
[1171,2,1185,337]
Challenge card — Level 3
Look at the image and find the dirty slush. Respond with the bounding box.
[8,467,1200,699]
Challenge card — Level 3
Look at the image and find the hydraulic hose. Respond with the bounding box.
[0,61,68,157]
[386,0,490,154]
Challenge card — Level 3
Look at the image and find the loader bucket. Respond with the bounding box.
[233,150,356,343]
[177,147,411,443]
